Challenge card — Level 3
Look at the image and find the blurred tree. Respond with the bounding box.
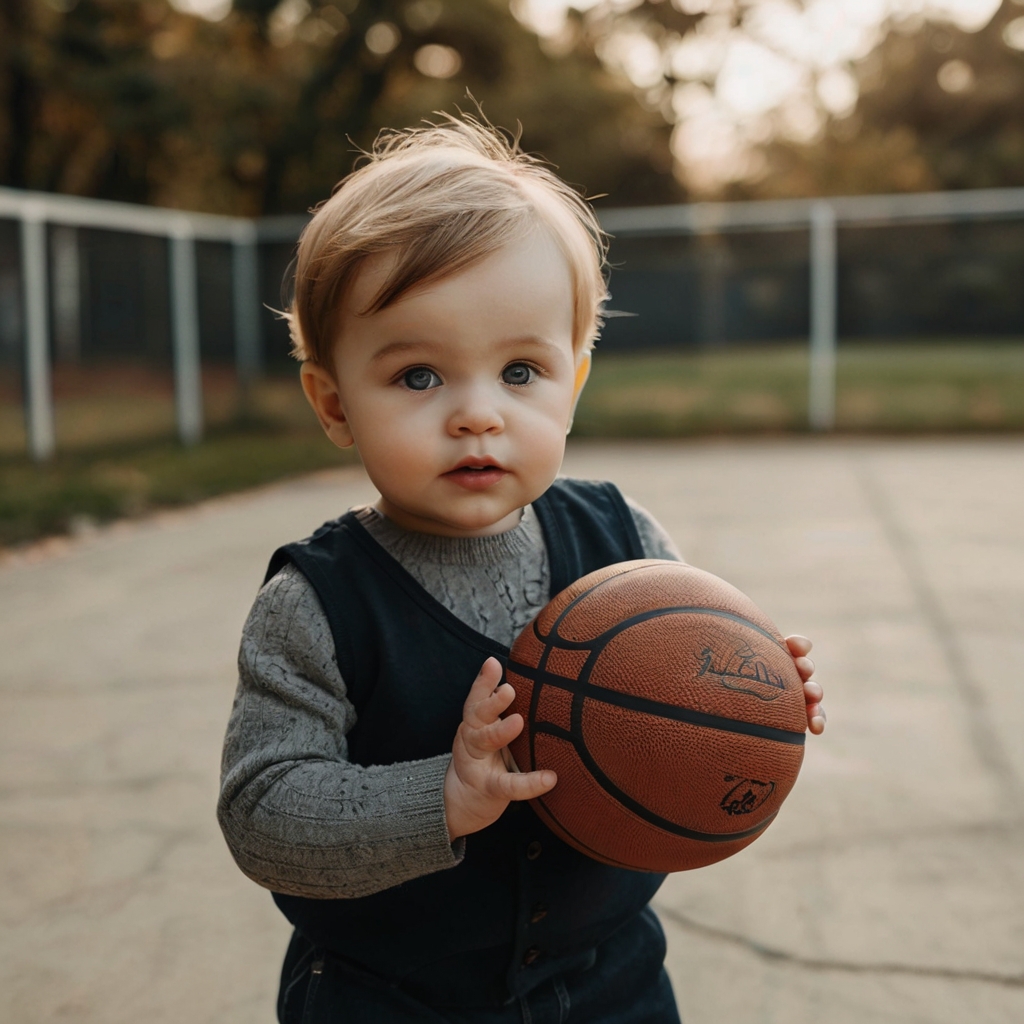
[213,0,692,212]
[0,0,700,214]
[739,1,1024,198]
[1,0,39,189]
[2,0,193,203]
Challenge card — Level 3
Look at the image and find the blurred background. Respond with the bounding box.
[3,0,1024,545]
[3,6,1024,1024]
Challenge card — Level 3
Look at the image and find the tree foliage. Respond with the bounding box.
[0,0,687,213]
[742,0,1024,198]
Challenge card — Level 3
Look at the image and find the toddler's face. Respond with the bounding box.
[303,228,586,537]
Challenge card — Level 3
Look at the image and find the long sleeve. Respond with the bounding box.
[217,565,463,899]
[218,495,682,900]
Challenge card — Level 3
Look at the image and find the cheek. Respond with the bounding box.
[515,388,573,459]
[527,381,576,430]
[349,388,436,437]
[345,395,439,472]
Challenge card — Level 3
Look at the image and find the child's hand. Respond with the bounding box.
[786,635,826,735]
[444,657,557,841]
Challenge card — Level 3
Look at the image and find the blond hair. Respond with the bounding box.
[285,114,608,366]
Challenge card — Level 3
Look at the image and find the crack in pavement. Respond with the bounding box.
[654,904,1024,988]
[854,457,1021,807]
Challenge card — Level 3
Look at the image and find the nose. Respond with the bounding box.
[446,382,505,436]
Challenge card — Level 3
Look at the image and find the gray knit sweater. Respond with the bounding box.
[218,496,681,899]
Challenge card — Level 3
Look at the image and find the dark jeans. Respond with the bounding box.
[278,908,681,1024]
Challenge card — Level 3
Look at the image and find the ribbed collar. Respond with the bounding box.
[354,505,544,567]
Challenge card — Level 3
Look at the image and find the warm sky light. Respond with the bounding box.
[175,0,1008,188]
[518,0,1006,188]
[169,0,232,19]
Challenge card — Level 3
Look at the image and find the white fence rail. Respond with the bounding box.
[0,187,266,459]
[4,184,1024,459]
[600,186,1024,433]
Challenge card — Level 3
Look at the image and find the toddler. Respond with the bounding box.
[218,116,825,1024]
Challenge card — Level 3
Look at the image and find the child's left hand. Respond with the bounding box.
[785,635,826,735]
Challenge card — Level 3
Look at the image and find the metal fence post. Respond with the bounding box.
[231,220,262,389]
[808,201,837,431]
[21,201,55,461]
[169,218,203,445]
[51,225,81,363]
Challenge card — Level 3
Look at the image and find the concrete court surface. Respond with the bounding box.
[1,437,1023,1024]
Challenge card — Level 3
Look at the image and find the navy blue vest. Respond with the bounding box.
[263,478,666,1008]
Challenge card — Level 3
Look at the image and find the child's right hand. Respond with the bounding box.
[444,657,557,841]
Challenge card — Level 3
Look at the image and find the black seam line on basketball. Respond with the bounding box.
[538,563,660,645]
[532,720,778,843]
[529,723,778,845]
[508,661,806,747]
[538,605,788,658]
[561,654,778,844]
[653,905,1024,989]
[531,791,656,872]
[531,722,575,743]
[526,612,567,774]
[525,652,544,775]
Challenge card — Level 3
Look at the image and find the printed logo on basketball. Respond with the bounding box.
[719,776,776,816]
[697,641,786,702]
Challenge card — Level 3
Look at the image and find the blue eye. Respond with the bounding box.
[501,363,534,386]
[403,367,441,391]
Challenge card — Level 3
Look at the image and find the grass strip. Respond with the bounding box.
[3,342,1023,548]
[0,424,353,549]
[573,342,1024,436]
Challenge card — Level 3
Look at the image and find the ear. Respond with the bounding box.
[567,350,591,434]
[300,362,355,449]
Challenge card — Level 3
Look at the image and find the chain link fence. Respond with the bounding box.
[2,186,1024,459]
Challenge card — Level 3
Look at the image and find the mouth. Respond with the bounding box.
[443,457,508,491]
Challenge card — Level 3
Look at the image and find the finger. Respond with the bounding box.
[793,655,815,681]
[493,768,557,803]
[807,704,826,735]
[462,660,514,727]
[467,656,504,696]
[803,679,823,703]
[463,684,516,730]
[461,713,524,758]
[462,659,502,712]
[785,635,812,658]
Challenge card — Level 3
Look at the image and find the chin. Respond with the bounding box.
[451,512,513,534]
[445,501,521,534]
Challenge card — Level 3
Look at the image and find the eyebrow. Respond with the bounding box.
[369,335,561,363]
[503,335,562,353]
[369,340,444,364]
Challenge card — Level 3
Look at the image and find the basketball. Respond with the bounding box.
[505,560,806,873]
